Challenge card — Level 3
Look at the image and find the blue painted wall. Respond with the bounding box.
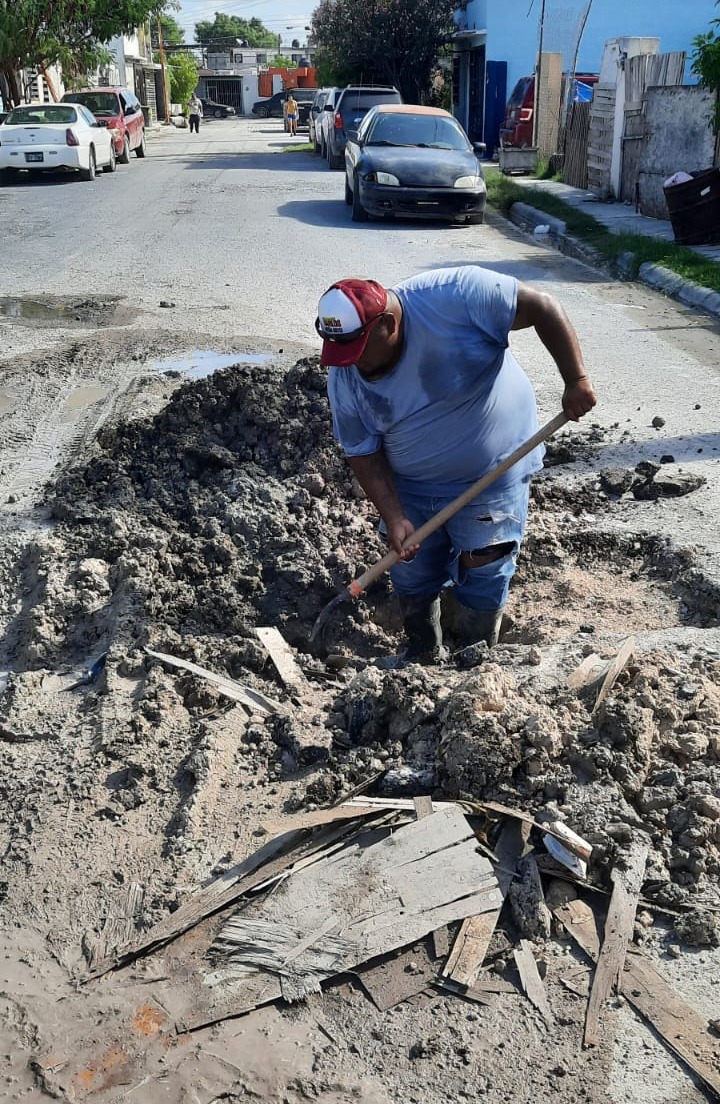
[459,0,718,102]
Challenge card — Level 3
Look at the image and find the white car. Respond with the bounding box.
[0,102,116,182]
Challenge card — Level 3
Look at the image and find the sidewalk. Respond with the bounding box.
[499,176,720,319]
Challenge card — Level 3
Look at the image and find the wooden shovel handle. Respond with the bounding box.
[348,411,569,597]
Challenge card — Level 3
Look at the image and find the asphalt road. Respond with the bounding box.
[2,116,720,568]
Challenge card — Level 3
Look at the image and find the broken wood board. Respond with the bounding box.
[513,939,553,1026]
[584,841,648,1047]
[412,796,450,960]
[86,810,394,979]
[145,648,283,714]
[471,800,591,862]
[185,806,500,1031]
[353,939,437,1011]
[567,653,608,691]
[441,912,498,988]
[441,818,528,989]
[255,627,307,690]
[592,636,636,718]
[555,900,720,1099]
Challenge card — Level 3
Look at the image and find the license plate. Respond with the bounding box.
[25,151,44,163]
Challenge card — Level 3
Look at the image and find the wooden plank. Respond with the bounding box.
[592,637,636,718]
[413,796,434,819]
[442,819,527,988]
[85,814,393,979]
[353,940,437,1011]
[584,842,648,1046]
[513,939,553,1026]
[255,627,306,690]
[555,901,720,1099]
[201,807,500,1016]
[412,796,450,958]
[442,912,498,987]
[145,648,283,714]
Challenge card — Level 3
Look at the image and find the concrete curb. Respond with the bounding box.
[508,200,720,322]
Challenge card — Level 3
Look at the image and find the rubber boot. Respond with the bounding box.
[379,593,446,669]
[455,605,503,649]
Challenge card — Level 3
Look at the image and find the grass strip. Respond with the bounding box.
[282,142,314,153]
[485,169,720,294]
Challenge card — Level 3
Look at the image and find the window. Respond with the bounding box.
[7,105,78,125]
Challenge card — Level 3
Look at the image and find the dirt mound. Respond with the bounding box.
[0,357,717,954]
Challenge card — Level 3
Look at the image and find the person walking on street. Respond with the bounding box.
[315,266,597,664]
[188,94,203,134]
[286,92,298,136]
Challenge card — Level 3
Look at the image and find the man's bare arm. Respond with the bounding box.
[348,451,418,559]
[512,284,597,420]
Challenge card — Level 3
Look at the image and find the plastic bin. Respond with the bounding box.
[663,168,720,246]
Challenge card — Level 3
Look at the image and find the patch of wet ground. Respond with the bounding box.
[0,294,125,327]
[0,354,718,1101]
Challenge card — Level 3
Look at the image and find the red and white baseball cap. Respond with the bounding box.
[316,278,388,367]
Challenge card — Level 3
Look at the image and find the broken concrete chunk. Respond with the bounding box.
[632,470,706,500]
[599,468,635,496]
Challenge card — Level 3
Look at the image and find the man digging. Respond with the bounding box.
[316,266,597,664]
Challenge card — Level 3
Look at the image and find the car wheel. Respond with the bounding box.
[214,108,222,118]
[467,212,484,225]
[351,174,368,222]
[313,137,321,155]
[328,148,343,171]
[344,174,352,205]
[104,145,117,173]
[258,107,269,118]
[0,169,11,186]
[134,131,146,158]
[81,147,97,182]
[118,137,130,164]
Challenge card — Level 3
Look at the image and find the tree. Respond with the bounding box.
[310,0,455,102]
[194,12,276,49]
[0,0,160,105]
[692,2,720,133]
[166,50,198,109]
[268,54,297,69]
[152,13,185,48]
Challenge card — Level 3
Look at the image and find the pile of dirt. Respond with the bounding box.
[0,357,718,957]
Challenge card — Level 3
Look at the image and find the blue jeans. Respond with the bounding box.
[386,479,531,611]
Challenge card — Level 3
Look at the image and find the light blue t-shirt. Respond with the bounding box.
[326,266,543,496]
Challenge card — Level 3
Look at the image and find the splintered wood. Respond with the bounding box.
[207,806,500,1009]
[555,900,720,1099]
[583,842,648,1047]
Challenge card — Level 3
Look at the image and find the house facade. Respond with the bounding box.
[453,0,719,154]
[197,46,317,116]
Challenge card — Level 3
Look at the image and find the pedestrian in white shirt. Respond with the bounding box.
[188,94,203,134]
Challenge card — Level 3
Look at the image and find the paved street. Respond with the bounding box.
[2,116,720,559]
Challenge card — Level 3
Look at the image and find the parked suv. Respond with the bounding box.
[324,85,402,169]
[61,86,145,163]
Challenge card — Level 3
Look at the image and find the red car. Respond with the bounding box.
[500,73,598,148]
[61,87,146,163]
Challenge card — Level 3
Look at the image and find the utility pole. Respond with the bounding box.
[157,15,171,123]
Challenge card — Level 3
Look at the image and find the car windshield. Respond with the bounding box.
[7,105,78,125]
[63,92,119,117]
[367,115,470,150]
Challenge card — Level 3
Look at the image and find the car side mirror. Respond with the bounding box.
[347,128,358,142]
[323,104,333,111]
[473,141,487,156]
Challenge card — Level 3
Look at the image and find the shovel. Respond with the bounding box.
[310,411,569,644]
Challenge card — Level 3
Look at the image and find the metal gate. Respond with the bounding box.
[204,78,244,115]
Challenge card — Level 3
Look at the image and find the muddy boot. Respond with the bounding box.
[455,605,503,649]
[379,593,446,669]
